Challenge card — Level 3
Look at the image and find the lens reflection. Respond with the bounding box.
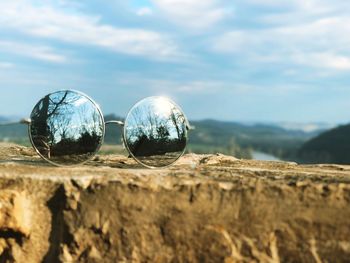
[124,97,188,168]
[29,90,104,165]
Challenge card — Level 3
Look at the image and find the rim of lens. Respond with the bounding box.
[123,96,189,169]
[28,89,105,167]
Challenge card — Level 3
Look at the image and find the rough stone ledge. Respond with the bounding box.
[0,144,350,262]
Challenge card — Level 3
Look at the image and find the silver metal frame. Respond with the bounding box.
[27,89,106,167]
[7,91,191,168]
[123,96,189,169]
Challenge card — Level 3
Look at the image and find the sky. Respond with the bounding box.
[0,0,350,123]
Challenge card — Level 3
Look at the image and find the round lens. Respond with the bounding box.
[29,90,104,166]
[124,97,188,168]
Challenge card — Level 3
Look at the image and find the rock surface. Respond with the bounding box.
[0,143,350,262]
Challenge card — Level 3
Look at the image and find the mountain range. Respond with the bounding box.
[188,119,323,159]
[0,114,333,161]
[264,122,336,133]
[298,124,350,164]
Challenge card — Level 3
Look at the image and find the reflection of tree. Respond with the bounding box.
[170,106,186,140]
[30,91,103,160]
[126,101,186,157]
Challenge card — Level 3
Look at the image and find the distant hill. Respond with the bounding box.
[189,119,320,160]
[0,116,9,122]
[0,114,326,160]
[298,124,350,164]
[272,122,336,133]
[240,121,334,133]
[0,120,29,145]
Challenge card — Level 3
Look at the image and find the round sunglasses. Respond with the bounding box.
[2,90,192,168]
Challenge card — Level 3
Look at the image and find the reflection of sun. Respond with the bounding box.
[153,97,173,117]
[74,97,88,107]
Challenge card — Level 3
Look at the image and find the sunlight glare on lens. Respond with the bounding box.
[73,96,88,107]
[152,97,172,117]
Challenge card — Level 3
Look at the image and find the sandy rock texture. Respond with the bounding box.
[0,143,350,262]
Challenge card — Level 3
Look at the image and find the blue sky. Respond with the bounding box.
[0,0,350,123]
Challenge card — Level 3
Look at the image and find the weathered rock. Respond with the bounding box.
[0,143,350,262]
[0,190,31,237]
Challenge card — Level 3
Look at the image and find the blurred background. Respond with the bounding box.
[1,0,350,164]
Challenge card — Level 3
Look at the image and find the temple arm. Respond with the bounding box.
[187,124,195,131]
[20,118,31,125]
[0,118,31,126]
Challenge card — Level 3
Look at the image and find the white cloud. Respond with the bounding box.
[136,7,153,16]
[293,52,350,71]
[114,76,224,95]
[176,81,223,93]
[215,17,350,51]
[151,0,230,29]
[0,62,14,69]
[0,41,67,63]
[244,0,338,13]
[0,1,180,60]
[213,16,350,71]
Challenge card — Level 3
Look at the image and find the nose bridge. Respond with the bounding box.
[105,120,124,127]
